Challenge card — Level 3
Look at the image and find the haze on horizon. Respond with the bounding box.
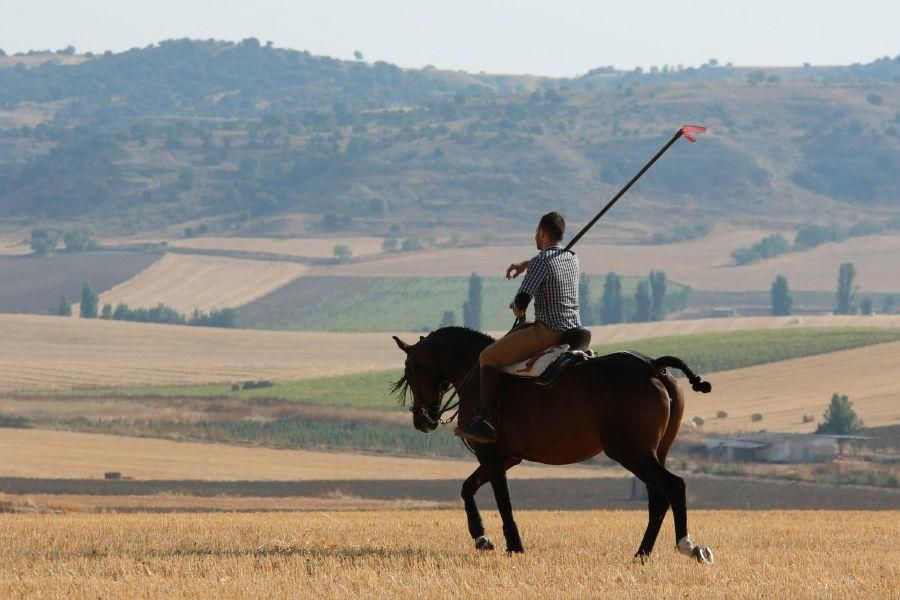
[1,0,898,77]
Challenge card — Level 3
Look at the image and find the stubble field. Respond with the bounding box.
[0,510,896,599]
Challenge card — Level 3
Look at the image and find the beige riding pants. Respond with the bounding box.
[479,322,564,367]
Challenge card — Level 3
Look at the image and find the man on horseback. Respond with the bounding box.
[458,211,581,444]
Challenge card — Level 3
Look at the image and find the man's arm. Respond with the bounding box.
[510,256,548,317]
[505,259,531,280]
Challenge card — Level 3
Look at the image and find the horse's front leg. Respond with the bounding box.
[461,466,494,550]
[486,461,524,553]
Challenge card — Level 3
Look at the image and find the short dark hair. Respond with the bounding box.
[538,212,565,242]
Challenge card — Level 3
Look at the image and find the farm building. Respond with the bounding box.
[703,433,871,463]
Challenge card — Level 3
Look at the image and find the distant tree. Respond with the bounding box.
[63,228,95,252]
[649,270,667,321]
[333,244,352,262]
[462,272,483,330]
[368,197,386,216]
[816,393,864,435]
[382,236,399,252]
[401,236,422,252]
[835,262,857,315]
[79,282,99,318]
[353,50,364,61]
[58,295,72,317]
[633,280,652,322]
[882,295,896,314]
[578,273,594,326]
[440,310,456,328]
[178,169,194,190]
[184,227,195,238]
[747,70,766,86]
[30,229,58,256]
[770,275,793,316]
[600,273,623,325]
[101,303,113,319]
[860,297,873,315]
[0,49,6,57]
[866,94,884,106]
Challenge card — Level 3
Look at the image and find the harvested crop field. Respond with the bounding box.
[319,226,900,291]
[686,340,900,433]
[3,313,900,392]
[0,510,896,598]
[98,253,307,313]
[0,251,160,313]
[0,429,611,481]
[168,235,386,259]
[0,314,410,390]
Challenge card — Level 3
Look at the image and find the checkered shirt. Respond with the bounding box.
[516,243,581,331]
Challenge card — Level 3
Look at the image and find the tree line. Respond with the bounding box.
[770,262,895,316]
[51,281,237,328]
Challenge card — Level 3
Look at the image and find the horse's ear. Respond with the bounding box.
[392,335,411,353]
[419,335,425,341]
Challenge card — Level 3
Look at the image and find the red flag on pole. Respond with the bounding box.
[680,125,707,143]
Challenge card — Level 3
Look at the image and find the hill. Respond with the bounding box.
[0,40,897,234]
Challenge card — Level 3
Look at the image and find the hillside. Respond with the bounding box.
[0,40,897,235]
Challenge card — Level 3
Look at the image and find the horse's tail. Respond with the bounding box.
[653,356,712,394]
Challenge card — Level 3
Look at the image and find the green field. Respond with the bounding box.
[235,275,690,332]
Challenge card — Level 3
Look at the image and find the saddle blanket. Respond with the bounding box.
[502,344,570,377]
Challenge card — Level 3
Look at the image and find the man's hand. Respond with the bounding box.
[505,260,529,280]
[509,302,526,320]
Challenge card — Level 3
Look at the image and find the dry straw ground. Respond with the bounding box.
[4,313,900,391]
[0,429,613,481]
[97,253,307,313]
[0,510,896,598]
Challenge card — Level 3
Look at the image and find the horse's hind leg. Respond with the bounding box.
[615,451,713,564]
[635,487,670,559]
[461,466,494,550]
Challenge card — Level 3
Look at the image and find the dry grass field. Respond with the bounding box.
[318,226,900,291]
[0,510,895,598]
[0,314,410,390]
[0,429,613,481]
[168,236,387,259]
[3,313,900,391]
[97,254,307,313]
[686,340,900,433]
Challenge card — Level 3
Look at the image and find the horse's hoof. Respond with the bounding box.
[474,536,495,551]
[506,546,525,554]
[692,546,714,564]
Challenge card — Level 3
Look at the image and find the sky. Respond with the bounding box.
[1,0,898,77]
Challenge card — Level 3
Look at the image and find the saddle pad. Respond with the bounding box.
[502,344,570,377]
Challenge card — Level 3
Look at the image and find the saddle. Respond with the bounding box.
[501,327,594,385]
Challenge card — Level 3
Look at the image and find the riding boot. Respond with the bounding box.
[457,365,500,443]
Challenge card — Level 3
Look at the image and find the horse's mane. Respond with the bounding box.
[390,326,494,405]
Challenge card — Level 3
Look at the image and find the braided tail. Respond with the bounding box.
[654,356,712,393]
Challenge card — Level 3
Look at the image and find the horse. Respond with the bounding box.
[391,326,714,563]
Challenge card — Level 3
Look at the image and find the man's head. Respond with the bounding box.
[535,212,565,250]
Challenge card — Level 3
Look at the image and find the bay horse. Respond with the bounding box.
[392,326,714,563]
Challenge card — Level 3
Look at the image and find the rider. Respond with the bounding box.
[457,211,581,444]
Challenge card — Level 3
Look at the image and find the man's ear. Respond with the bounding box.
[392,335,411,353]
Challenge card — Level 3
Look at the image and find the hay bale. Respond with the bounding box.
[692,416,705,426]
[104,472,122,480]
[802,414,816,424]
[716,410,728,419]
[751,413,763,422]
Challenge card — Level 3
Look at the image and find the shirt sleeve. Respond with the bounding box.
[516,255,549,299]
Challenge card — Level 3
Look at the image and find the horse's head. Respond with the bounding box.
[391,334,450,433]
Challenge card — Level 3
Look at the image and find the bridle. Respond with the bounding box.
[408,363,477,427]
